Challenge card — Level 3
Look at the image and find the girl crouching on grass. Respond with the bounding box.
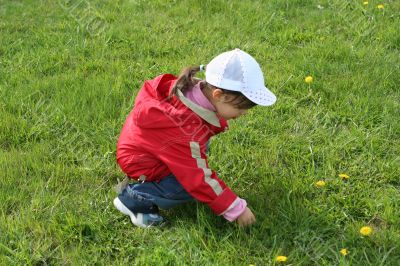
[114,48,276,228]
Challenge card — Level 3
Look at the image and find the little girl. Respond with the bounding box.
[114,48,276,228]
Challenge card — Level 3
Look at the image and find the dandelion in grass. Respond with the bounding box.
[360,226,373,236]
[275,256,287,262]
[315,180,326,187]
[305,76,313,84]
[377,4,384,9]
[339,173,350,182]
[363,1,368,5]
[340,248,349,256]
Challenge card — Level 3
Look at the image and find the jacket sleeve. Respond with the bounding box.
[156,139,238,215]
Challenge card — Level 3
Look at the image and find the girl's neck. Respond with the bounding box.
[183,81,216,111]
[201,82,217,107]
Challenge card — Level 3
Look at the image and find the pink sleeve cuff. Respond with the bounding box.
[222,198,247,222]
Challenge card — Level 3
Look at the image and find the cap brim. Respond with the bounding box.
[242,86,277,106]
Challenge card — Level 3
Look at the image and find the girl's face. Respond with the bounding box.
[211,90,248,120]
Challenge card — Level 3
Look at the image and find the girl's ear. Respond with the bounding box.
[212,89,224,101]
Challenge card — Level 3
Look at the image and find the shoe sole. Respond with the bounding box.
[113,197,148,228]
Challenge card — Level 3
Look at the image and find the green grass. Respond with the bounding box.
[1,0,399,264]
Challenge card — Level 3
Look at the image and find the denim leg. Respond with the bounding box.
[118,175,193,213]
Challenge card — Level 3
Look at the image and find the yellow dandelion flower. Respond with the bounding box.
[363,1,368,5]
[377,4,384,9]
[305,76,313,84]
[339,173,350,181]
[340,248,349,256]
[315,180,326,187]
[275,256,287,262]
[360,226,373,236]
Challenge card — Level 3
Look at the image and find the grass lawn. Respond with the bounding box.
[1,0,399,264]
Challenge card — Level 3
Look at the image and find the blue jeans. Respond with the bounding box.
[118,175,194,214]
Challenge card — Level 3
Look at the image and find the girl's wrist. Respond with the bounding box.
[223,198,247,222]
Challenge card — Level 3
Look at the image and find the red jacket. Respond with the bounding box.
[116,74,238,215]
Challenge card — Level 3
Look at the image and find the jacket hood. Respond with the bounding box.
[132,74,180,129]
[142,74,176,101]
[132,74,225,131]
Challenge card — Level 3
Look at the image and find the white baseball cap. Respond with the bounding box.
[205,48,277,106]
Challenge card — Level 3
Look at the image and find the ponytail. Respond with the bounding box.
[169,65,202,99]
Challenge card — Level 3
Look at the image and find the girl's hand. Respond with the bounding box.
[237,207,256,226]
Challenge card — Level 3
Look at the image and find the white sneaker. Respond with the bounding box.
[113,197,164,228]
